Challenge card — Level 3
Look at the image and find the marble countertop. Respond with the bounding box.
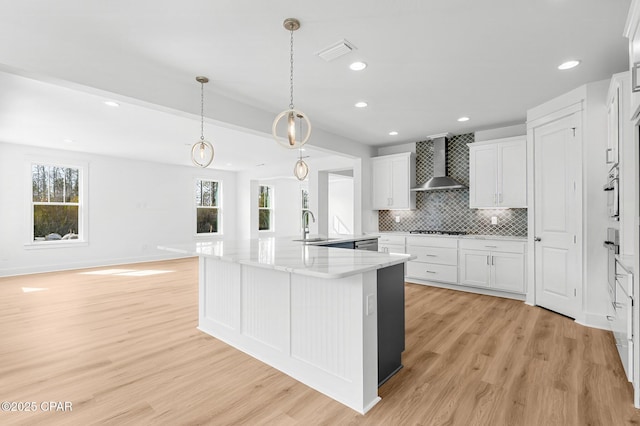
[158,237,414,279]
[302,234,379,246]
[374,231,527,242]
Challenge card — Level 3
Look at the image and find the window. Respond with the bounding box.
[31,164,82,243]
[258,185,273,231]
[301,188,310,228]
[196,180,221,234]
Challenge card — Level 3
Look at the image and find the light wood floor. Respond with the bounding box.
[1,257,639,425]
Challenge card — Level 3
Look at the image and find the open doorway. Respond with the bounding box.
[328,170,354,237]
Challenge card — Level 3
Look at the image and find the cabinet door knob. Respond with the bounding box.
[534,237,541,242]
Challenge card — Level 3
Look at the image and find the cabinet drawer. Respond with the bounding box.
[407,246,457,266]
[406,261,457,284]
[406,236,458,249]
[459,239,525,253]
[379,244,405,254]
[378,235,405,245]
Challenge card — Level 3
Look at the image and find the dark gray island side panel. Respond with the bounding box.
[377,263,405,386]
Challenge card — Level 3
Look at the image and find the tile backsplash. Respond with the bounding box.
[378,133,528,236]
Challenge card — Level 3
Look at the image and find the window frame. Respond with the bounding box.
[258,184,274,232]
[25,159,88,249]
[195,178,223,237]
[301,187,310,228]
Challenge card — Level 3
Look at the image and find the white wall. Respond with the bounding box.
[253,178,304,238]
[475,123,526,141]
[237,154,365,239]
[583,80,611,322]
[377,142,416,156]
[0,142,237,276]
[328,174,354,236]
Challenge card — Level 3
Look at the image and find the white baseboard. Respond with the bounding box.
[405,278,526,301]
[577,313,612,331]
[0,252,187,277]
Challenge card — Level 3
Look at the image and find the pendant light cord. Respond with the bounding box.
[200,81,205,141]
[289,27,294,110]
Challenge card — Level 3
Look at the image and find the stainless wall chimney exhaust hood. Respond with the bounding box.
[411,133,466,191]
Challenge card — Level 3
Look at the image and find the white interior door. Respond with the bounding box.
[533,113,581,319]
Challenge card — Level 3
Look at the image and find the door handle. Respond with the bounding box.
[607,315,615,321]
[534,237,541,242]
[487,255,490,265]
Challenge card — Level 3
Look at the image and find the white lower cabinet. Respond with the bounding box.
[378,234,527,296]
[458,249,491,288]
[379,243,405,254]
[406,262,457,283]
[378,234,405,254]
[459,239,526,294]
[406,236,458,284]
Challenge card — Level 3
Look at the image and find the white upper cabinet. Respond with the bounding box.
[371,152,416,210]
[624,0,640,120]
[468,136,527,208]
[607,77,621,165]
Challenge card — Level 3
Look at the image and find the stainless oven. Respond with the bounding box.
[604,166,619,220]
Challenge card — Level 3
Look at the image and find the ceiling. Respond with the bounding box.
[0,71,332,171]
[0,0,631,169]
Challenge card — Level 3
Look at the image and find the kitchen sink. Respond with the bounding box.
[292,237,337,243]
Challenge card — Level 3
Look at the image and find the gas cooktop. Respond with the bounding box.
[409,230,467,236]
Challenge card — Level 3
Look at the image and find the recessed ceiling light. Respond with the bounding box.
[63,138,74,143]
[355,101,368,108]
[349,61,367,71]
[104,100,120,107]
[558,60,581,70]
[226,162,232,166]
[389,131,398,136]
[457,116,470,122]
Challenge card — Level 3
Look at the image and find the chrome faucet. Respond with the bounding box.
[301,209,316,241]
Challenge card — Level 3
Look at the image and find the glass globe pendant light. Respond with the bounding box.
[191,76,214,168]
[293,148,309,181]
[272,18,311,149]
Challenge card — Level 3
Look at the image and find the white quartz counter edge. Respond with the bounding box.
[374,232,527,241]
[296,234,379,245]
[158,239,415,280]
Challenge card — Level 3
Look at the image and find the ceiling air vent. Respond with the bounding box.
[316,39,357,62]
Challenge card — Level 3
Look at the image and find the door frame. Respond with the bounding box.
[525,101,584,323]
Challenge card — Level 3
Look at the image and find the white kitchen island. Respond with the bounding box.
[159,238,413,414]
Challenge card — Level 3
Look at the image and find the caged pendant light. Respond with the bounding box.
[191,76,214,168]
[272,18,311,150]
[293,148,309,181]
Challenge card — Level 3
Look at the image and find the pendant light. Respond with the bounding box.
[272,18,311,149]
[294,149,309,180]
[191,76,214,168]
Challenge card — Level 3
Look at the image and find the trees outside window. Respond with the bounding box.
[258,185,273,231]
[31,164,81,242]
[196,180,221,234]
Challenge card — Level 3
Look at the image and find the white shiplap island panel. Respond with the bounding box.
[158,238,414,414]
